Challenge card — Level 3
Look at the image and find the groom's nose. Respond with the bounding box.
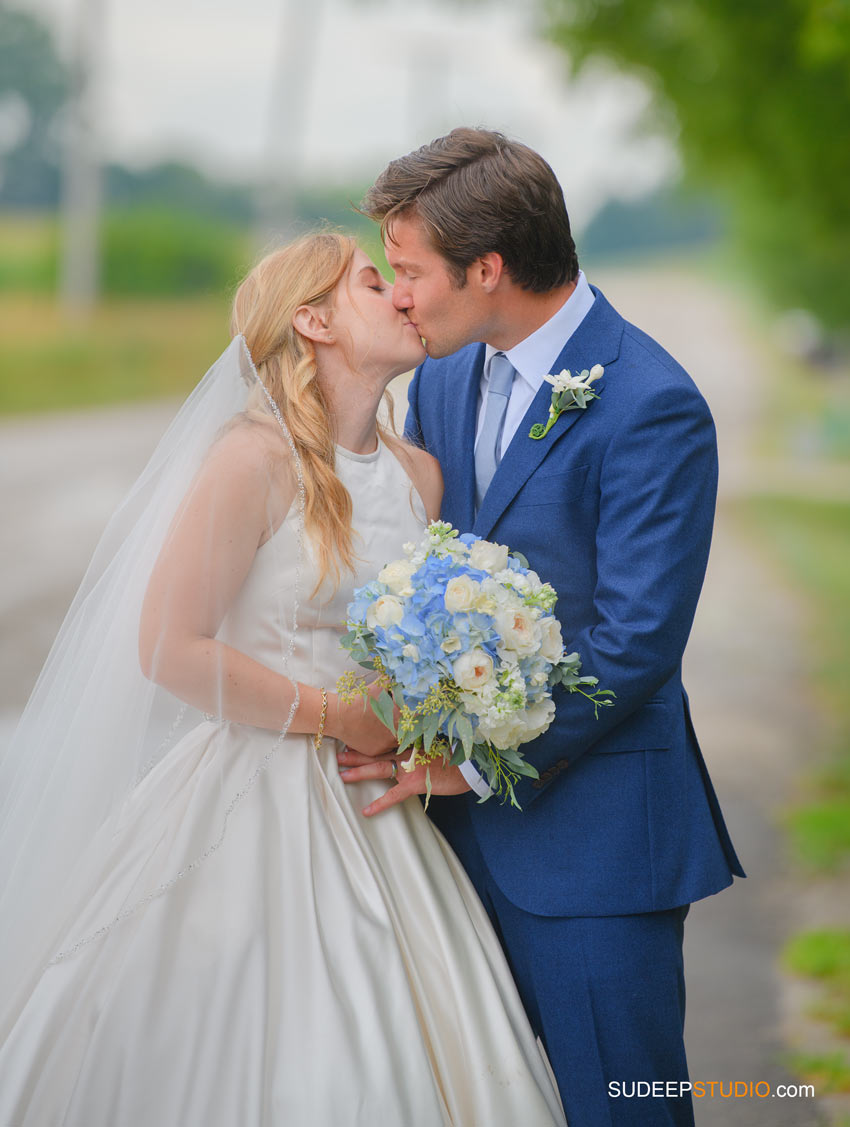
[392,283,411,313]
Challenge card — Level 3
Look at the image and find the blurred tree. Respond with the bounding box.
[105,162,257,224]
[579,185,725,264]
[0,6,70,207]
[547,0,850,330]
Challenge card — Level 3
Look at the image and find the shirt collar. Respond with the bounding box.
[483,270,595,392]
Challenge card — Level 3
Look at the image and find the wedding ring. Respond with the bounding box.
[390,760,398,780]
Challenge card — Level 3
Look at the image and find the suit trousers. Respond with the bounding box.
[433,800,695,1127]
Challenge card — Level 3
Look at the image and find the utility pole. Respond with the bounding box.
[60,0,105,316]
[256,0,325,248]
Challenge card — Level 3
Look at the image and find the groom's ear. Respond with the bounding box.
[471,252,505,294]
[293,304,334,344]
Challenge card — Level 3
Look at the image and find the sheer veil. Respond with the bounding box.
[0,335,306,1034]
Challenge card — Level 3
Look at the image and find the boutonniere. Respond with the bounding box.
[529,364,604,440]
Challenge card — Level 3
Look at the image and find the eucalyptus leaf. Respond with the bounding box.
[456,713,474,757]
[369,691,396,735]
[423,711,440,755]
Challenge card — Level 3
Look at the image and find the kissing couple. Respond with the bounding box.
[0,128,743,1126]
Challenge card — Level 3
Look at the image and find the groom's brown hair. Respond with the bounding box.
[361,127,579,293]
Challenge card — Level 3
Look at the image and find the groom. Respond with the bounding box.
[339,128,744,1126]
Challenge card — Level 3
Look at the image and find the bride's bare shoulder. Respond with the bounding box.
[208,410,293,477]
[196,412,297,534]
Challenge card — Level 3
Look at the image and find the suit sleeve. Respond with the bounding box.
[511,380,719,807]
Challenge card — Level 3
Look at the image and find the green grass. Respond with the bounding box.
[741,494,850,871]
[0,294,229,413]
[0,214,57,291]
[785,930,850,1041]
[0,210,394,415]
[784,1051,850,1095]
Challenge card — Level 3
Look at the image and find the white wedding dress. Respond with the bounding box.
[0,438,565,1127]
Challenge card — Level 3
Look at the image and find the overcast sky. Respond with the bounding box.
[28,0,677,231]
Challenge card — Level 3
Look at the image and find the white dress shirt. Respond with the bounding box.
[474,270,595,458]
[460,271,596,799]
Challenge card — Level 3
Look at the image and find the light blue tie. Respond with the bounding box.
[474,352,515,511]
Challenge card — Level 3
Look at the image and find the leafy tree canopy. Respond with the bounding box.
[0,6,70,206]
[547,0,850,329]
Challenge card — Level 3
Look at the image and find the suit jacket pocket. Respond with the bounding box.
[511,464,590,507]
[586,700,671,754]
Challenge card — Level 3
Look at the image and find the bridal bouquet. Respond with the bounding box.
[339,521,614,807]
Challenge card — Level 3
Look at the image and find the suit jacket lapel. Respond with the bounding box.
[441,343,485,533]
[473,288,624,539]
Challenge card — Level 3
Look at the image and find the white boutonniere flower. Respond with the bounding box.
[529,363,604,440]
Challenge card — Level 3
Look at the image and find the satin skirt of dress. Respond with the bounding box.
[0,719,566,1127]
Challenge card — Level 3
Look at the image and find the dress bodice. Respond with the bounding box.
[218,438,428,685]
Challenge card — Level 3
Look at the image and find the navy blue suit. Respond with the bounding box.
[405,286,744,1126]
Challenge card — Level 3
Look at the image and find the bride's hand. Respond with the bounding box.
[325,686,398,758]
[336,748,471,816]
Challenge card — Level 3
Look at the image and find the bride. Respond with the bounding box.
[0,231,565,1126]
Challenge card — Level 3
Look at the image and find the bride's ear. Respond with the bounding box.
[293,304,335,345]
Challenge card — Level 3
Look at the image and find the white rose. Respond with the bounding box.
[444,575,480,613]
[495,605,539,656]
[366,594,404,630]
[468,539,510,574]
[453,648,495,692]
[378,559,416,596]
[539,617,564,663]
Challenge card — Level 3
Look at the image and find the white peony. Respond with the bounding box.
[495,605,540,656]
[480,713,525,750]
[453,648,495,692]
[482,697,555,750]
[468,539,510,574]
[366,594,405,630]
[444,574,480,613]
[378,559,416,596]
[539,616,565,663]
[522,698,556,742]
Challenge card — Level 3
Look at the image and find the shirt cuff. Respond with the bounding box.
[458,759,493,799]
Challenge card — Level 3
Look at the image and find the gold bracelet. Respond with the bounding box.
[314,687,328,750]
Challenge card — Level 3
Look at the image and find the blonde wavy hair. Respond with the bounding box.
[231,231,397,594]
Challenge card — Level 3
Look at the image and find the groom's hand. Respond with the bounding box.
[336,748,471,816]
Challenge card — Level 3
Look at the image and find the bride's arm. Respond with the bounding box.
[138,424,393,750]
[139,424,301,731]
